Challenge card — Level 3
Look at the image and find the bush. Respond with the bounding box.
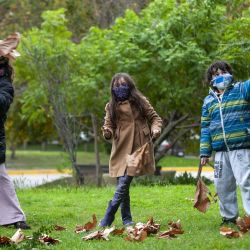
[132,171,212,186]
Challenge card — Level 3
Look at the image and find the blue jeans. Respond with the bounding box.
[100,175,133,226]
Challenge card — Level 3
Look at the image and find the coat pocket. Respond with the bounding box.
[114,126,121,141]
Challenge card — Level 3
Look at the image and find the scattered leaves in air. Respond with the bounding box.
[39,234,61,245]
[158,220,184,240]
[82,227,115,241]
[75,214,97,233]
[54,224,66,231]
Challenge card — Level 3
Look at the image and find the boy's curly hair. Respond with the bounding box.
[206,61,233,84]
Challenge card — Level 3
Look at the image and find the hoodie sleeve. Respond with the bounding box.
[241,80,250,101]
[200,100,212,157]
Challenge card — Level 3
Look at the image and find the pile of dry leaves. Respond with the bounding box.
[1,211,249,246]
[220,216,250,239]
[79,215,184,242]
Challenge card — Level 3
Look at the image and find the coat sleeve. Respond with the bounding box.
[0,78,14,115]
[102,102,114,139]
[241,80,250,101]
[143,97,162,133]
[200,100,212,157]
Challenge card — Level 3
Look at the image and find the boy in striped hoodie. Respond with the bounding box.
[200,61,250,225]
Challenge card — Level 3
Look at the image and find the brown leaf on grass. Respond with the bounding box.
[82,227,115,241]
[0,236,12,246]
[75,214,97,233]
[168,220,182,230]
[158,219,184,240]
[10,229,25,244]
[144,217,160,235]
[220,227,242,238]
[39,234,60,245]
[236,216,250,233]
[158,230,177,239]
[111,228,125,235]
[194,178,211,213]
[54,225,66,231]
[83,231,105,241]
[125,227,147,242]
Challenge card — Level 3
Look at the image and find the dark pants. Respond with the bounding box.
[100,175,133,226]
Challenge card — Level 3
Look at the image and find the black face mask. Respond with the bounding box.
[112,84,130,101]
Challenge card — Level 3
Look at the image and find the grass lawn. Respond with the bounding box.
[0,185,249,249]
[6,149,200,169]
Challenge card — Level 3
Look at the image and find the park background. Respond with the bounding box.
[0,0,250,249]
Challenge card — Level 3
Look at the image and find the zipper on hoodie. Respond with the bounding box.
[214,92,230,152]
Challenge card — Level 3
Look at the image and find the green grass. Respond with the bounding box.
[6,150,110,169]
[158,155,200,167]
[6,149,200,169]
[0,185,249,249]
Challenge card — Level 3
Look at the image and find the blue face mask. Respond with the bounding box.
[211,73,233,90]
[112,84,130,101]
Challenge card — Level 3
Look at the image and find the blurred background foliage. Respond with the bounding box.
[1,0,250,166]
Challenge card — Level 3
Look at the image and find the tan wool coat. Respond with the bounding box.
[102,97,162,177]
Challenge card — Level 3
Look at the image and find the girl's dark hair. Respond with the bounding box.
[0,57,13,82]
[109,73,146,127]
[206,60,233,84]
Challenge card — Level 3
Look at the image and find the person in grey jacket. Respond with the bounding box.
[200,60,250,225]
[0,34,30,230]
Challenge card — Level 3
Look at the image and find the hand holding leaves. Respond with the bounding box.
[152,129,160,139]
[102,128,112,140]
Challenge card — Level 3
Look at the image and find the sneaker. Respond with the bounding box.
[14,221,31,230]
[220,217,237,226]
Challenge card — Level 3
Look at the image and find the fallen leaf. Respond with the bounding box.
[158,230,177,239]
[75,214,97,233]
[194,178,211,213]
[10,229,25,244]
[168,220,182,230]
[54,225,66,231]
[220,227,242,238]
[0,236,12,246]
[144,217,160,235]
[125,227,147,242]
[82,229,113,241]
[111,228,125,235]
[39,234,60,245]
[236,216,250,233]
[158,219,184,239]
[102,227,115,240]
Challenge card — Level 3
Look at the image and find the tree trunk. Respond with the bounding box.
[91,113,102,187]
[10,144,16,160]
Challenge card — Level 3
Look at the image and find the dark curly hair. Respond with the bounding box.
[0,57,13,82]
[109,73,147,128]
[206,60,233,84]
